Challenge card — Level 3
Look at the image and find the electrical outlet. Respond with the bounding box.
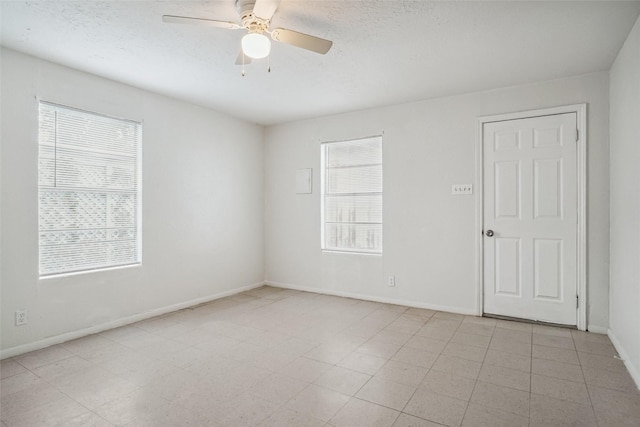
[388,276,396,287]
[15,310,27,326]
[452,184,473,195]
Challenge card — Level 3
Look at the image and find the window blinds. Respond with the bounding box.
[322,136,382,254]
[38,102,141,276]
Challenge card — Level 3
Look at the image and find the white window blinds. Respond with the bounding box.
[321,136,382,254]
[38,102,142,277]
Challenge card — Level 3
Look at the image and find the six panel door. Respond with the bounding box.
[483,113,578,325]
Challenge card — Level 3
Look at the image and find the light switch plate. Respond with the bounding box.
[452,184,473,195]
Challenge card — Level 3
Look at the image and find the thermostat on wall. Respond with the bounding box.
[296,168,312,194]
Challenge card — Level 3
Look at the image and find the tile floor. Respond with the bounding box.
[1,286,639,426]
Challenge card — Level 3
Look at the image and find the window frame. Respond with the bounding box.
[320,135,383,255]
[37,101,143,279]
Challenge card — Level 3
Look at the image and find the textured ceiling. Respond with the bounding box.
[1,1,639,125]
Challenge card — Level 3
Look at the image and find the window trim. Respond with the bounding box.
[320,135,383,255]
[39,262,140,281]
[37,100,143,278]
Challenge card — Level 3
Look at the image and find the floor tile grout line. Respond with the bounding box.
[529,323,533,421]
[575,335,601,427]
[458,319,496,426]
[339,308,432,418]
[27,363,119,427]
[268,302,404,424]
[388,310,456,422]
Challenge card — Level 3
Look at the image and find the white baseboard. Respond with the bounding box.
[608,328,640,390]
[587,325,608,334]
[0,281,265,360]
[266,281,477,315]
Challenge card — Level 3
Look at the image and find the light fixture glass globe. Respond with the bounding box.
[241,33,271,59]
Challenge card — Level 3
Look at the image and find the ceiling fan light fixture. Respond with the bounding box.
[242,32,271,59]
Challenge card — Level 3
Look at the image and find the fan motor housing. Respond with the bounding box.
[236,0,269,32]
[236,0,255,18]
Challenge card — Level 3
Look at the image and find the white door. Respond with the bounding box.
[483,113,578,325]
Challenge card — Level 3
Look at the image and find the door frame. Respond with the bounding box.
[475,104,587,330]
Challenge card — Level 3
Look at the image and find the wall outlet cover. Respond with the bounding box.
[15,310,27,326]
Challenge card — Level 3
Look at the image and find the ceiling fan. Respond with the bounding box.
[162,0,333,66]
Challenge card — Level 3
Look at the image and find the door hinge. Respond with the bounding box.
[576,295,579,309]
[576,129,579,142]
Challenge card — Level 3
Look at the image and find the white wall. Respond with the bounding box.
[0,48,265,355]
[609,15,640,386]
[265,72,610,329]
[0,45,617,358]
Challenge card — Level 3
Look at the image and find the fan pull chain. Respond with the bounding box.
[242,52,246,77]
[268,55,271,73]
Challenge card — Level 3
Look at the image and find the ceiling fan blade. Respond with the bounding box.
[235,50,252,65]
[270,28,333,54]
[252,0,280,20]
[162,15,241,30]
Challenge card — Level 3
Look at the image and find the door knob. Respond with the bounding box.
[485,230,494,237]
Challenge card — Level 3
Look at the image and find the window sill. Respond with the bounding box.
[39,262,141,280]
[321,249,382,256]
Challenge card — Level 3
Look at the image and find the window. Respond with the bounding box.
[321,136,382,254]
[38,102,142,277]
